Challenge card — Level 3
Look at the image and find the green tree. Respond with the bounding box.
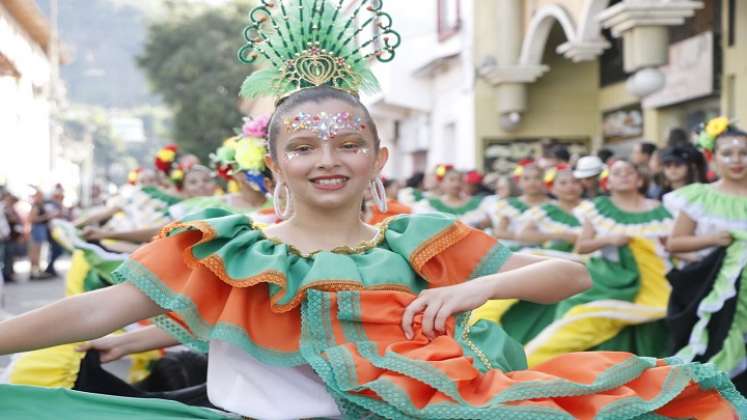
[137,2,254,160]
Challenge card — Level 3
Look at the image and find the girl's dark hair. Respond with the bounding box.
[405,171,425,189]
[715,126,747,151]
[666,128,690,147]
[659,144,708,198]
[267,86,379,158]
[597,148,614,163]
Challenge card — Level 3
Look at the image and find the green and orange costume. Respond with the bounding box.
[4,210,743,419]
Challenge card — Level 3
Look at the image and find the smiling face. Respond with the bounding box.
[519,166,545,196]
[608,160,642,193]
[714,135,747,183]
[495,177,512,199]
[138,168,158,187]
[551,170,583,202]
[441,170,463,197]
[266,97,387,215]
[182,167,216,198]
[663,161,688,185]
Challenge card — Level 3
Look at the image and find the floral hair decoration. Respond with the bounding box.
[434,163,454,182]
[211,116,271,194]
[512,159,535,180]
[544,163,570,189]
[128,168,141,185]
[697,116,731,152]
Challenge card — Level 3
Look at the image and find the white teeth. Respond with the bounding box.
[315,178,346,185]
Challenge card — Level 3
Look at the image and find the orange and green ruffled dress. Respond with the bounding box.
[2,210,744,419]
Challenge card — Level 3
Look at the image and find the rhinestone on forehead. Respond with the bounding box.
[283,112,366,141]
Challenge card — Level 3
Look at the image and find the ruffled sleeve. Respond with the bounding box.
[385,213,513,285]
[112,208,308,365]
[663,183,747,232]
[112,210,512,367]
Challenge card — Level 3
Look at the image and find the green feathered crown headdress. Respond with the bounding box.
[237,0,401,100]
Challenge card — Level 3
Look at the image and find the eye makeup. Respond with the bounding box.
[283,137,371,160]
[284,112,366,141]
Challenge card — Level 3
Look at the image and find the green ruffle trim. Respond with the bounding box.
[663,183,747,231]
[141,186,183,206]
[507,197,530,213]
[166,210,480,310]
[301,290,747,419]
[676,234,747,374]
[469,243,512,279]
[591,196,671,225]
[425,196,483,216]
[540,203,581,227]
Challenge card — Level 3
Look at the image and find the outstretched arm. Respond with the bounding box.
[402,253,591,339]
[74,205,122,228]
[0,283,164,356]
[667,212,732,253]
[77,325,179,363]
[84,226,163,244]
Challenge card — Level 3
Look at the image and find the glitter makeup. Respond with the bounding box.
[283,112,366,141]
[718,138,747,164]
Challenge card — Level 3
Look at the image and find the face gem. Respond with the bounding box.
[283,112,366,141]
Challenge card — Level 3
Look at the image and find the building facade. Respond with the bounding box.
[364,0,478,178]
[0,0,55,192]
[368,0,745,178]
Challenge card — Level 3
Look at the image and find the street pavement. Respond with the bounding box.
[0,257,128,379]
[0,259,68,368]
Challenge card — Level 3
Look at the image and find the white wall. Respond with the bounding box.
[364,0,478,179]
[0,5,52,193]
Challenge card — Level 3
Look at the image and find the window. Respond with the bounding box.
[437,0,460,41]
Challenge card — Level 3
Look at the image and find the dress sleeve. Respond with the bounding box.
[386,214,512,286]
[111,208,306,366]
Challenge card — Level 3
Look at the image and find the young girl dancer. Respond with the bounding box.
[492,163,549,247]
[516,168,584,253]
[524,160,675,366]
[413,167,485,226]
[471,169,585,345]
[665,118,747,393]
[0,2,743,418]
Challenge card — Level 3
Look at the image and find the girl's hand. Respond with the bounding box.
[76,335,129,363]
[710,231,733,247]
[402,279,493,340]
[606,235,631,247]
[82,226,106,241]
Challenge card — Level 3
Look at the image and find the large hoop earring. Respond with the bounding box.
[273,182,293,219]
[369,177,388,213]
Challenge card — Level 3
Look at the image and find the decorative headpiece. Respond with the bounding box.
[169,164,186,189]
[697,116,731,152]
[154,144,179,174]
[544,163,570,189]
[599,167,610,192]
[434,163,454,182]
[210,116,271,194]
[237,0,401,101]
[127,168,141,185]
[512,159,535,180]
[465,170,483,186]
